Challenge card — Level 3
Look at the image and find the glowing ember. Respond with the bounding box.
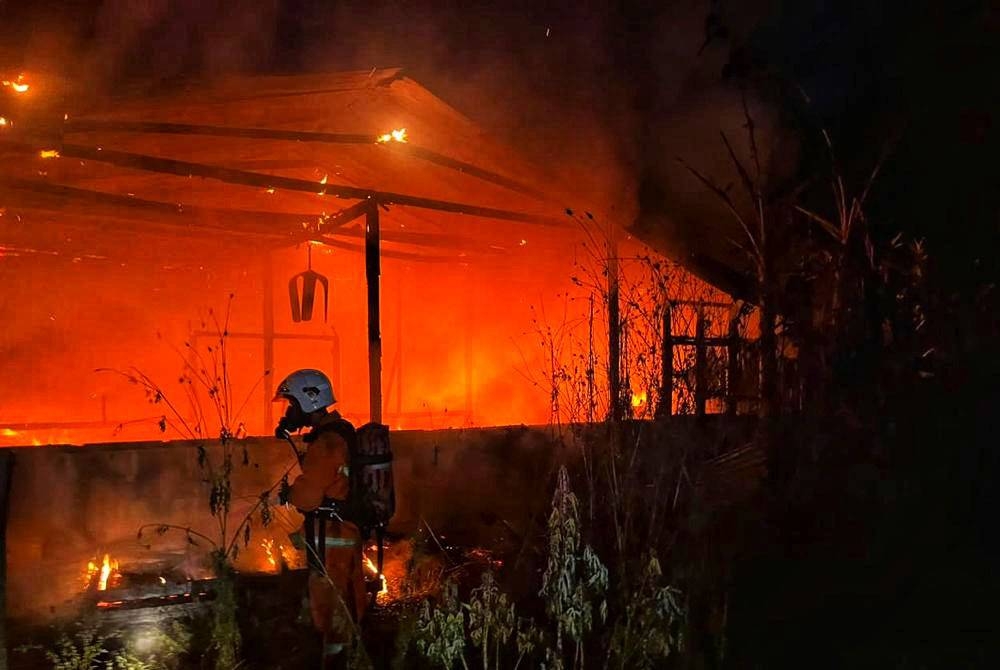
[1,428,17,437]
[85,554,120,591]
[39,149,60,159]
[265,187,276,194]
[2,75,29,93]
[376,128,408,144]
[319,174,328,185]
[631,390,647,408]
[0,117,9,128]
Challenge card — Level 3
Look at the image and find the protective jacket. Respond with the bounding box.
[288,412,368,647]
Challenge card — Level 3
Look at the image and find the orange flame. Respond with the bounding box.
[363,553,388,600]
[260,538,301,571]
[376,128,407,144]
[39,149,60,159]
[279,543,300,569]
[2,75,29,93]
[1,428,17,437]
[0,117,9,128]
[631,390,647,408]
[85,554,119,591]
[262,539,277,570]
[99,555,116,590]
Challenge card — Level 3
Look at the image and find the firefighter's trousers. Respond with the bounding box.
[307,519,368,647]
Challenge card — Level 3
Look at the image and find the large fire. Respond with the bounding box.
[0,213,732,449]
[84,554,120,591]
[2,75,29,93]
[376,128,408,143]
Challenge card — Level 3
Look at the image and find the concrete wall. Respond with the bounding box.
[2,419,752,620]
[2,426,562,619]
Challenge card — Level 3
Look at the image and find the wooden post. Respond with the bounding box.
[695,310,707,417]
[727,313,740,416]
[1,451,14,670]
[365,202,383,424]
[262,252,275,432]
[658,304,674,418]
[607,230,623,422]
[396,273,403,419]
[463,273,473,425]
[329,327,342,408]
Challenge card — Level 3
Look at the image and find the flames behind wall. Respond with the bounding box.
[0,70,735,445]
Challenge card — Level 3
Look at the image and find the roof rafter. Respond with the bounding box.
[64,119,552,201]
[56,143,568,226]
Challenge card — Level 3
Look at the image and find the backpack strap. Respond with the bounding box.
[303,415,360,523]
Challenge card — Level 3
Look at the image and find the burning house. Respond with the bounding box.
[0,0,990,666]
[1,66,754,662]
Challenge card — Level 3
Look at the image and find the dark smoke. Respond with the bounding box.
[1,1,792,223]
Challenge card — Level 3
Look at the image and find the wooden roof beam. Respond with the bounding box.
[64,120,551,201]
[57,144,569,227]
[65,119,374,145]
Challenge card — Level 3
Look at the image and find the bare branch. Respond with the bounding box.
[676,156,762,266]
[857,148,888,209]
[794,205,842,241]
[740,91,763,183]
[720,131,757,203]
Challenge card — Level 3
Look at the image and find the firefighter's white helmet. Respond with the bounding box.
[273,369,336,412]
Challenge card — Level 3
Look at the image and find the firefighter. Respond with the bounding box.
[273,369,367,669]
